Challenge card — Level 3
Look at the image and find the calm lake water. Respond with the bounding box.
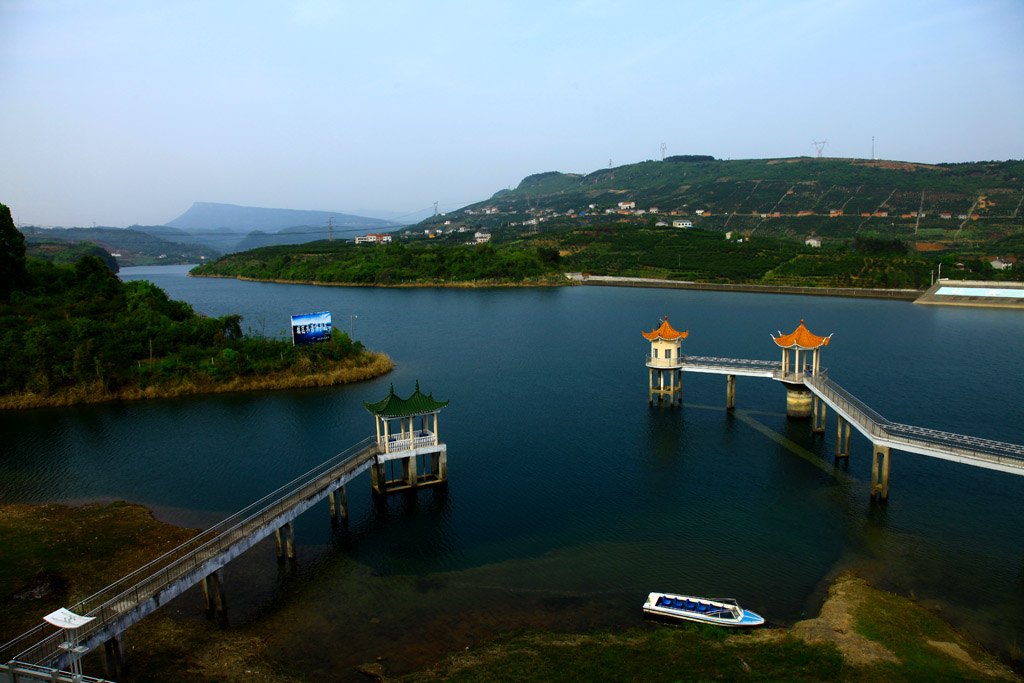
[2,265,1023,679]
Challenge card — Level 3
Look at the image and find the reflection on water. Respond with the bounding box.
[1,265,1022,675]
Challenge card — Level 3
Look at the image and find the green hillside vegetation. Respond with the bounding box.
[191,224,1023,289]
[25,240,119,271]
[422,157,1024,253]
[0,203,390,408]
[19,225,220,266]
[190,240,564,284]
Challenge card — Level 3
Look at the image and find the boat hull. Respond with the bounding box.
[642,592,764,627]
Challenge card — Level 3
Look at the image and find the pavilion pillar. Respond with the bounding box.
[726,374,736,410]
[871,445,891,500]
[835,417,851,457]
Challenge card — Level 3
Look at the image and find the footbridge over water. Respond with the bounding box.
[1,383,448,683]
[643,318,1024,500]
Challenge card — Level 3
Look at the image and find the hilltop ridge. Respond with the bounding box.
[425,156,1024,249]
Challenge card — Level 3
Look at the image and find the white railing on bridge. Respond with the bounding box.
[379,431,438,453]
[803,374,1024,469]
[0,661,110,683]
[1,436,381,669]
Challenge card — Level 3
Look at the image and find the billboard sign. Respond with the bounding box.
[291,311,332,346]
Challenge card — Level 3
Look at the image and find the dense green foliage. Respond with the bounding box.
[0,255,365,398]
[19,226,219,266]
[195,223,1022,289]
[1,203,28,295]
[25,240,120,271]
[191,241,563,284]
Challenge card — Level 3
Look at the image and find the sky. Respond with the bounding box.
[1,0,1022,227]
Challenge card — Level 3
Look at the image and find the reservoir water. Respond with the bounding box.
[2,265,1022,678]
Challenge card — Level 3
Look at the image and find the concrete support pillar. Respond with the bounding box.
[371,455,384,495]
[811,395,826,433]
[433,451,448,482]
[328,486,349,524]
[648,368,654,404]
[785,386,813,418]
[402,455,418,487]
[103,631,128,680]
[336,484,348,521]
[202,570,226,612]
[275,522,295,559]
[871,445,891,500]
[726,374,736,410]
[835,417,851,457]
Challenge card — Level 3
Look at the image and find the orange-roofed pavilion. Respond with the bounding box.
[771,320,832,380]
[642,317,689,341]
[772,319,831,350]
[644,316,688,405]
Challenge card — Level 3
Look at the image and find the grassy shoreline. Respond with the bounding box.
[1,502,1019,682]
[0,351,393,410]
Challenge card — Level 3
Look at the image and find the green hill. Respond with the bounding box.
[423,156,1024,251]
[19,226,219,266]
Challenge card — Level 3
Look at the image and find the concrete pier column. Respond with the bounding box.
[103,631,128,680]
[726,374,736,410]
[336,484,348,521]
[202,571,226,612]
[812,395,826,433]
[275,523,295,559]
[871,444,891,500]
[785,385,813,418]
[371,455,384,495]
[432,451,448,482]
[835,417,851,457]
[329,490,338,521]
[402,455,418,487]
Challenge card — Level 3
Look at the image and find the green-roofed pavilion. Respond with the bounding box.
[364,381,449,418]
[365,382,449,494]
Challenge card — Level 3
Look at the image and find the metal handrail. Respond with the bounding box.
[3,436,380,666]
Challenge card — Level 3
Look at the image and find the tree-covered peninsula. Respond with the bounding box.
[190,223,1022,290]
[0,203,391,409]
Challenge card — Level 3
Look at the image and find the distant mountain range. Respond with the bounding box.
[153,202,401,253]
[165,202,398,233]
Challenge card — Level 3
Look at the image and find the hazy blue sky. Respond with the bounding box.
[2,0,1022,227]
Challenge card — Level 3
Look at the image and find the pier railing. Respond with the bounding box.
[802,374,1024,469]
[671,355,1024,473]
[2,436,380,668]
[379,431,438,453]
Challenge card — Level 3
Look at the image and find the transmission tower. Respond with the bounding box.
[433,201,438,216]
[327,216,334,241]
[660,142,667,160]
[812,139,828,158]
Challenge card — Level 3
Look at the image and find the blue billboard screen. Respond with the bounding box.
[291,311,332,346]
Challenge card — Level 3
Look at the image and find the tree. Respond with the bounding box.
[0,203,28,296]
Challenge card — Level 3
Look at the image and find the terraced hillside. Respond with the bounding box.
[422,157,1024,251]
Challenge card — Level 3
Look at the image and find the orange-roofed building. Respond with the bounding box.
[644,316,688,405]
[771,320,832,379]
[642,317,689,342]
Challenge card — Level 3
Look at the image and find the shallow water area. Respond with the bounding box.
[2,265,1022,676]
